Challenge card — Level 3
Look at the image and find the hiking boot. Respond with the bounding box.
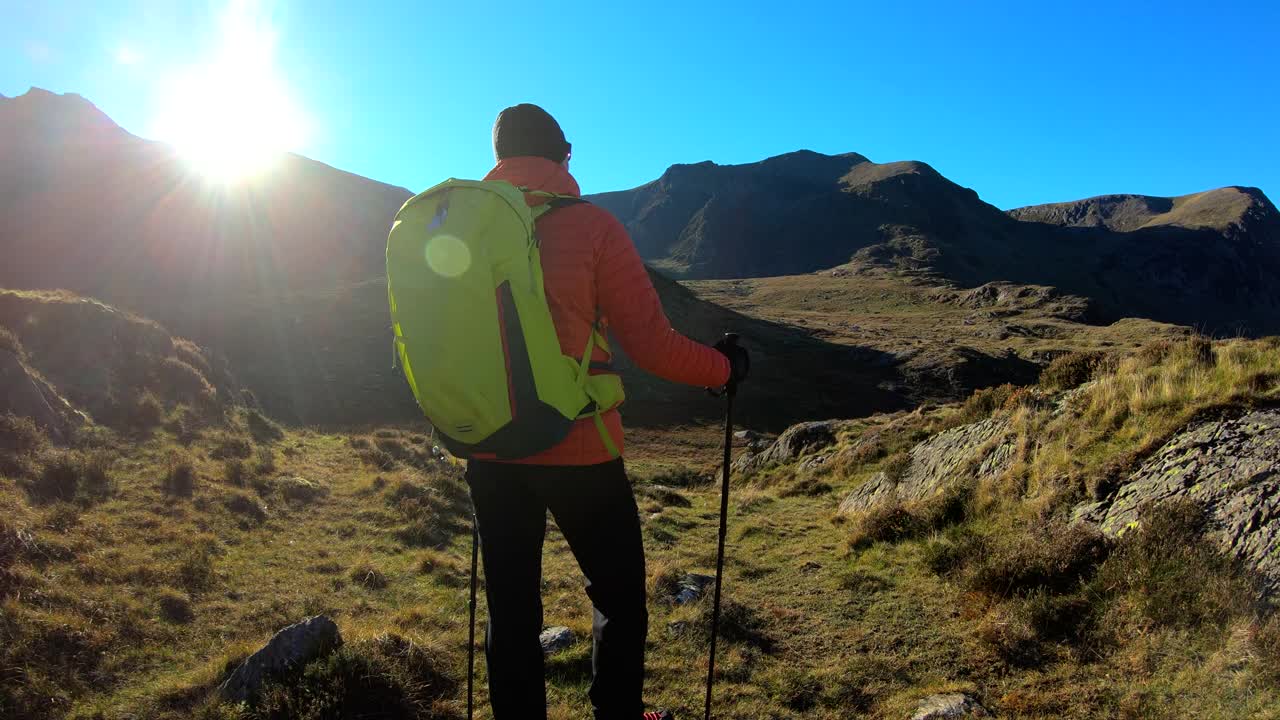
[643,712,674,720]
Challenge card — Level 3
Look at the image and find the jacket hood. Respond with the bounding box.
[484,156,581,201]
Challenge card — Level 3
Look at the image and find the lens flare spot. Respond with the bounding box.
[425,235,471,278]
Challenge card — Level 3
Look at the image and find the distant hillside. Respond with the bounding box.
[0,90,911,429]
[590,152,1280,334]
[590,151,1005,279]
[1007,187,1266,232]
[0,88,411,332]
[0,288,235,437]
[5,88,1276,428]
[210,271,911,432]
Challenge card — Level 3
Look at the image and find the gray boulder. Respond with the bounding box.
[911,693,990,719]
[734,420,845,478]
[539,626,575,654]
[674,573,715,604]
[219,615,343,703]
[839,418,1012,516]
[1075,410,1280,595]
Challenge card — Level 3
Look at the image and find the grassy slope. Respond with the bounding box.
[1008,187,1260,233]
[5,342,1280,720]
[683,266,1186,363]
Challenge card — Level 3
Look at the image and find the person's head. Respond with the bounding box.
[492,103,571,167]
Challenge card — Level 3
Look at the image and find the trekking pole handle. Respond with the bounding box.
[712,333,746,398]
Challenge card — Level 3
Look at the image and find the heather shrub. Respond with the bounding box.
[247,634,457,718]
[1094,500,1255,630]
[1040,351,1111,392]
[349,564,388,590]
[164,455,197,497]
[279,476,328,504]
[223,459,248,486]
[846,502,923,550]
[158,589,194,623]
[1252,613,1280,683]
[1,413,47,478]
[246,409,284,444]
[176,545,216,592]
[133,391,165,430]
[955,383,1016,423]
[225,492,267,523]
[881,452,911,484]
[252,446,276,476]
[26,450,113,502]
[165,406,204,445]
[209,433,253,460]
[967,520,1110,597]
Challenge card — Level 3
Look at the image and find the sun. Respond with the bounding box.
[151,2,306,182]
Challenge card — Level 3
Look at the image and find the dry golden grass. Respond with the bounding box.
[685,268,1188,372]
[2,335,1279,719]
[1017,336,1280,510]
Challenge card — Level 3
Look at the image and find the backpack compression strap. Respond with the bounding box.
[575,321,620,458]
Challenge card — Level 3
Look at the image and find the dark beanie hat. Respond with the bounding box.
[492,104,571,163]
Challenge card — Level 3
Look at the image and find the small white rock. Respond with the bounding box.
[539,626,575,654]
[910,693,989,720]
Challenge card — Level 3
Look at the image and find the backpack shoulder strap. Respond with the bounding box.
[523,190,590,220]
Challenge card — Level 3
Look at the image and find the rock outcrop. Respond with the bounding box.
[898,347,1041,401]
[935,280,1093,321]
[839,418,1013,515]
[733,420,846,478]
[1075,410,1280,595]
[219,615,343,703]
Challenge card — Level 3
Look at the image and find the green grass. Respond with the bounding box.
[684,267,1188,371]
[2,336,1279,719]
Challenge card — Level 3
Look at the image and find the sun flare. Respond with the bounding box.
[151,2,306,182]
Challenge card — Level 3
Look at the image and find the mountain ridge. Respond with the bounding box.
[0,90,914,429]
[3,87,1277,425]
[587,149,1280,334]
[1008,186,1274,232]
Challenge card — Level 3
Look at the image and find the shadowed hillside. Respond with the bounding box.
[210,272,911,431]
[589,152,1280,334]
[0,88,410,333]
[685,265,1192,406]
[0,90,992,429]
[5,89,1277,429]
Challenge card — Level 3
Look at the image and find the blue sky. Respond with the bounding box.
[2,0,1277,209]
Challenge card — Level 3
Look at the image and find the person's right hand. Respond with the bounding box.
[713,333,749,395]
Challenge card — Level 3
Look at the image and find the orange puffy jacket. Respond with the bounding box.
[484,156,731,465]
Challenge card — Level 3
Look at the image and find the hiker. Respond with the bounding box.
[466,104,749,720]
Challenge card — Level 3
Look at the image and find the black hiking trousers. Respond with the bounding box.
[466,458,648,720]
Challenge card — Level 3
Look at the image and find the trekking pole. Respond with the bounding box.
[704,346,738,720]
[467,513,479,720]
